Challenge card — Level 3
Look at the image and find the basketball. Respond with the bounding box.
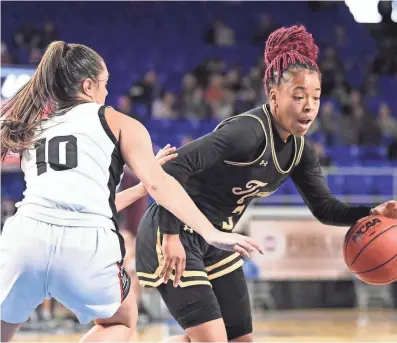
[343,215,397,285]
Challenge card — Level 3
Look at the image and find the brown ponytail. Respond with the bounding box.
[1,41,103,160]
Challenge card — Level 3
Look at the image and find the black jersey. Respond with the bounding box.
[159,104,372,234]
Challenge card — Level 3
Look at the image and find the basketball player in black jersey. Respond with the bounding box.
[121,25,397,342]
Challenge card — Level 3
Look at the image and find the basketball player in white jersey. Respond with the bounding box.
[0,41,263,342]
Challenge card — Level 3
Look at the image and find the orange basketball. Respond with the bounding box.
[343,215,397,285]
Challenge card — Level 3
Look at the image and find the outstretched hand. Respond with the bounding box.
[155,144,178,166]
[204,231,264,258]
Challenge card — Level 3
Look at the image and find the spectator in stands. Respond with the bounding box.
[177,73,200,117]
[343,89,366,117]
[192,59,211,88]
[1,41,14,65]
[318,101,339,146]
[193,57,226,89]
[225,68,242,92]
[205,20,235,46]
[319,47,343,96]
[248,66,263,93]
[152,91,178,119]
[377,103,397,138]
[13,22,38,50]
[253,13,276,45]
[29,48,43,66]
[340,114,359,145]
[354,107,382,145]
[372,40,397,76]
[129,71,162,115]
[180,73,198,100]
[331,72,352,106]
[211,89,236,120]
[205,74,225,105]
[180,88,210,120]
[361,74,379,97]
[39,21,59,49]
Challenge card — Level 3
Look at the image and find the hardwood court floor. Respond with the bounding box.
[13,309,397,342]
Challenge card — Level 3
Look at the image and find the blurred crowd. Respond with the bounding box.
[2,16,397,151]
[1,21,56,65]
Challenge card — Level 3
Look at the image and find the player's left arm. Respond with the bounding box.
[115,144,178,212]
[290,141,374,226]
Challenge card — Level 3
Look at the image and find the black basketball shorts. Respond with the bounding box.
[135,203,252,340]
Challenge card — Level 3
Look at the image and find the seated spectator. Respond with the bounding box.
[377,103,397,138]
[205,74,225,105]
[1,41,14,65]
[180,88,210,120]
[225,68,242,92]
[39,21,59,49]
[319,101,339,146]
[343,89,366,117]
[29,48,43,66]
[177,73,200,116]
[211,89,235,120]
[320,47,343,96]
[152,91,178,119]
[13,22,38,50]
[354,107,382,146]
[340,114,359,145]
[129,71,163,115]
[205,20,235,46]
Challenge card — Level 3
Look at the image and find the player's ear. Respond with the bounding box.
[268,88,278,108]
[82,78,96,99]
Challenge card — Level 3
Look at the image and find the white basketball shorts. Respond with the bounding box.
[0,214,125,324]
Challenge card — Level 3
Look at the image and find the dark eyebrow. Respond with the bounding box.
[293,86,321,91]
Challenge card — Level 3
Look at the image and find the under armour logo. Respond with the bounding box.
[183,225,194,234]
[259,160,268,167]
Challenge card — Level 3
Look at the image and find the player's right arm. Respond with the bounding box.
[291,141,373,225]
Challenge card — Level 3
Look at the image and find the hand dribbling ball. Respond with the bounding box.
[343,215,397,285]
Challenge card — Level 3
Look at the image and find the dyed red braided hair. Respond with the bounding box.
[264,25,320,95]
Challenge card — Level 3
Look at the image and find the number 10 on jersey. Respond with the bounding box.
[35,135,78,175]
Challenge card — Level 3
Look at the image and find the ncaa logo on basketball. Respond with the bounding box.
[351,217,381,244]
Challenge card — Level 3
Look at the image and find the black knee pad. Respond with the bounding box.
[222,296,252,340]
[158,283,222,330]
[211,267,253,340]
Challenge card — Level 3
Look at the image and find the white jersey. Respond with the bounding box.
[16,103,125,228]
